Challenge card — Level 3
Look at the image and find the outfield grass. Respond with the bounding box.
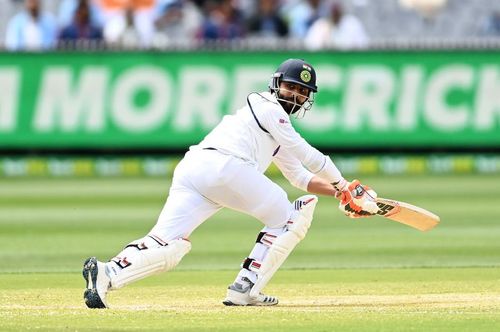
[1,268,500,331]
[1,174,499,331]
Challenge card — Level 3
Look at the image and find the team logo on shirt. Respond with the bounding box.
[279,118,289,124]
[300,70,311,83]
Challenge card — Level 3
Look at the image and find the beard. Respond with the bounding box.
[277,94,300,114]
[278,98,300,114]
[278,99,293,114]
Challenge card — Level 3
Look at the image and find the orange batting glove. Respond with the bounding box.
[334,179,379,218]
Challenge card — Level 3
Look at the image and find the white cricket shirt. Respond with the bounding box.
[193,91,343,191]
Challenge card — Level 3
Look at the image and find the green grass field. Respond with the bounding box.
[1,173,500,331]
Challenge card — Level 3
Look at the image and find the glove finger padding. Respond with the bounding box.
[338,180,379,218]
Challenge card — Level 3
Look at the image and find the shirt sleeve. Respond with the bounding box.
[272,147,314,191]
[259,103,345,184]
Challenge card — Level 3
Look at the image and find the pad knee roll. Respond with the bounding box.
[287,195,317,239]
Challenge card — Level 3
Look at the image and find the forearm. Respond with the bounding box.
[306,176,338,197]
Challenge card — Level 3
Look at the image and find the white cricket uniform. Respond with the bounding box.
[150,91,344,241]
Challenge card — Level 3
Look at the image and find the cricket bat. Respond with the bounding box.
[375,198,440,232]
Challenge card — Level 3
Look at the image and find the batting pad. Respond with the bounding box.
[110,238,191,289]
[249,195,318,298]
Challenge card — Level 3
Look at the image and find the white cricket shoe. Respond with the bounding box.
[222,278,278,306]
[82,257,111,309]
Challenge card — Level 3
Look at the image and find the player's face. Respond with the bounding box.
[278,82,310,105]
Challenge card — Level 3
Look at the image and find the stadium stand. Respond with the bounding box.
[2,0,500,49]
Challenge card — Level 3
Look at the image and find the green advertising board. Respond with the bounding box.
[0,51,499,149]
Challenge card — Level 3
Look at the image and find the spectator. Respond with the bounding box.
[399,0,447,18]
[304,2,369,50]
[101,0,158,48]
[5,0,57,51]
[480,11,500,36]
[104,5,141,47]
[246,0,288,38]
[153,0,203,44]
[59,0,103,45]
[58,0,104,29]
[285,0,325,39]
[197,0,245,40]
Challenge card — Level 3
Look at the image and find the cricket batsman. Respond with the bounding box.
[82,58,379,308]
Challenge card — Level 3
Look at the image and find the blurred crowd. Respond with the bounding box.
[2,0,500,51]
[3,0,371,50]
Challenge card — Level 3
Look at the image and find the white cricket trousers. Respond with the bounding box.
[149,149,294,241]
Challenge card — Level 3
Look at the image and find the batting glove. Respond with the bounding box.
[334,179,379,218]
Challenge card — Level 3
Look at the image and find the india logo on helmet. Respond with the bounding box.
[300,70,311,83]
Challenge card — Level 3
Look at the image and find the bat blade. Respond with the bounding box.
[375,198,440,231]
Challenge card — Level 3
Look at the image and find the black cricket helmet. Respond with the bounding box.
[269,58,317,117]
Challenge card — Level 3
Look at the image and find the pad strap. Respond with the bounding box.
[242,257,262,273]
[255,232,277,247]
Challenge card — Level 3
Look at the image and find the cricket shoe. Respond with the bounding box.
[222,278,278,306]
[82,257,111,309]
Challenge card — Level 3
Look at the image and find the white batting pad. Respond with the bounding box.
[109,238,191,289]
[249,195,318,298]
